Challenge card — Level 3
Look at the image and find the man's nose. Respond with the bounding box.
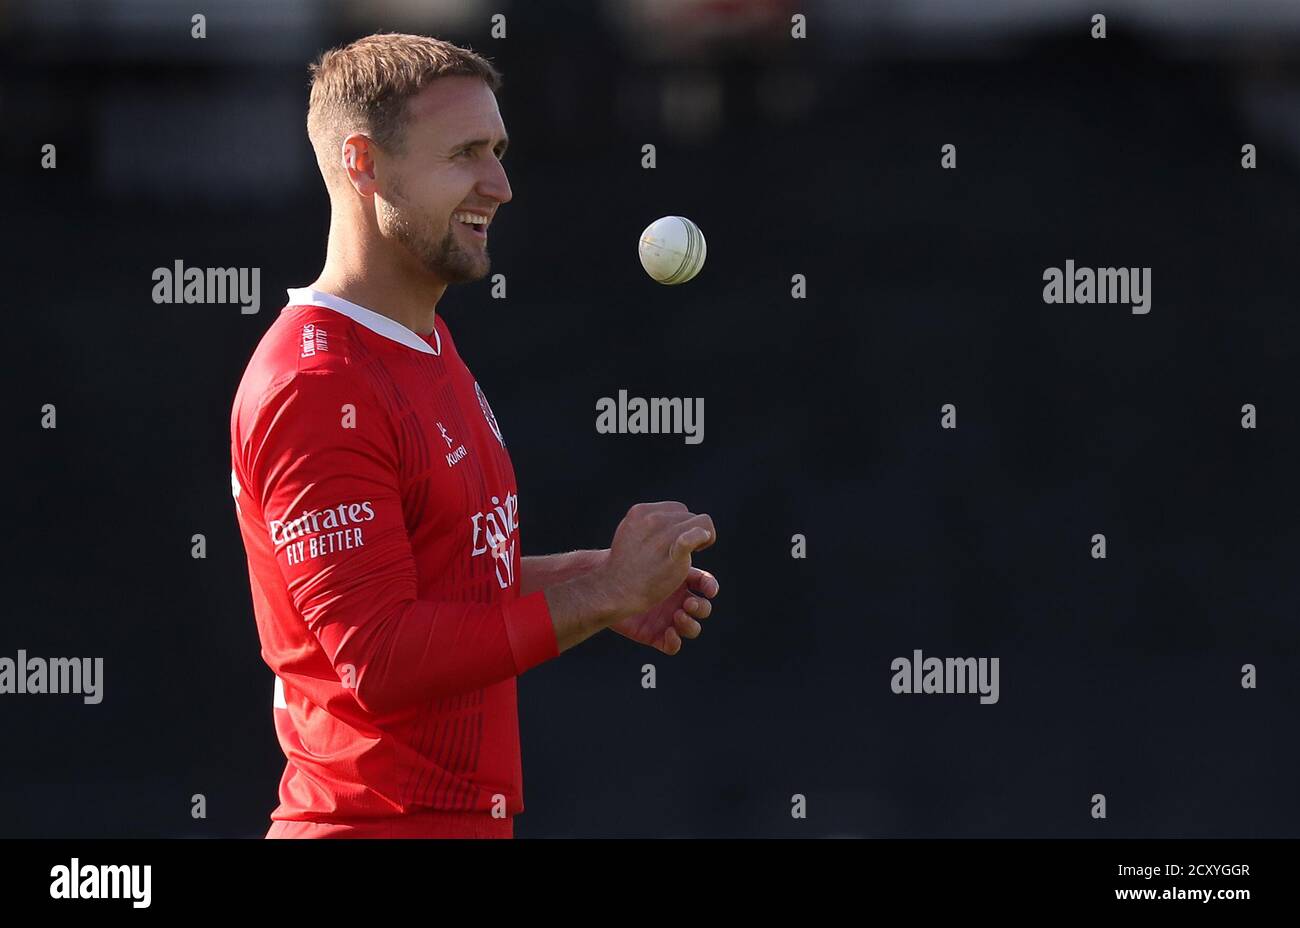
[479,157,512,205]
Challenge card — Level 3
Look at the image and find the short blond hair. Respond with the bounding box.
[306,33,502,173]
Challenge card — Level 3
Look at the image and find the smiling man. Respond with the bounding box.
[229,33,719,838]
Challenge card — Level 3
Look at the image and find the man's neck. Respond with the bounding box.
[310,241,447,337]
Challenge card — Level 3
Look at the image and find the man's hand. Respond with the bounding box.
[609,566,720,655]
[543,501,717,654]
[601,501,716,613]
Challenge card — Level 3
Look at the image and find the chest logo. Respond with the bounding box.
[438,420,468,467]
[474,381,506,449]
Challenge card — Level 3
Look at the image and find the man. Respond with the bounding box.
[229,33,719,838]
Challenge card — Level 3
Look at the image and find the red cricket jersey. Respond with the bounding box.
[230,288,558,838]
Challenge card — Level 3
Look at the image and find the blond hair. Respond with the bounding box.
[306,33,502,176]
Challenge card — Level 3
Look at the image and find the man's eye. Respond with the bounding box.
[456,148,474,158]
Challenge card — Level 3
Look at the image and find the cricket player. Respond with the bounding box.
[230,33,719,838]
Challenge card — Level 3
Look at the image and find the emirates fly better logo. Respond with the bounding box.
[300,323,328,357]
[271,501,377,566]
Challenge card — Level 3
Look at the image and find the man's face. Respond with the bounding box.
[373,76,512,285]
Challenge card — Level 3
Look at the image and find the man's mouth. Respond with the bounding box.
[452,211,489,240]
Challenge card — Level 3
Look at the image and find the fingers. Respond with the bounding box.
[669,525,712,561]
[682,596,712,620]
[668,514,716,561]
[665,593,711,654]
[631,500,690,517]
[678,513,716,548]
[674,608,702,638]
[686,567,720,598]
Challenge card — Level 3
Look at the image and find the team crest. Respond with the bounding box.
[474,381,506,448]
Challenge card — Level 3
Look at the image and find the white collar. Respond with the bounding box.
[285,287,441,356]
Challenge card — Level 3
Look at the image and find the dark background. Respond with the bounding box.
[4,0,1300,837]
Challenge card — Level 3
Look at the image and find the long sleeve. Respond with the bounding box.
[244,370,558,716]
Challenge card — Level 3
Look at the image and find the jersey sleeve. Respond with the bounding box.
[243,369,558,716]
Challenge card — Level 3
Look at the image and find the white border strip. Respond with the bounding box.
[286,287,441,356]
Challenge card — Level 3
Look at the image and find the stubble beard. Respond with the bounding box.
[378,179,490,285]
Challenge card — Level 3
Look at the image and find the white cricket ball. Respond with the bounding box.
[638,216,707,285]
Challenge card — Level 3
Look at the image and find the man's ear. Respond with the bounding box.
[339,135,377,193]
